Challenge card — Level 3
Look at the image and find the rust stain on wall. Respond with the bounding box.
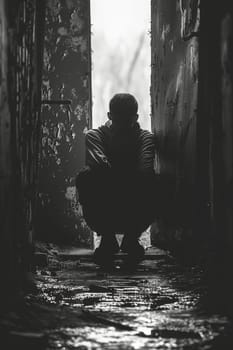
[37,0,92,245]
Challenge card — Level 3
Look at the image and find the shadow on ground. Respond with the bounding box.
[0,244,233,349]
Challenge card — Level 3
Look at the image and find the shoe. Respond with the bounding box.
[93,235,119,267]
[121,236,145,264]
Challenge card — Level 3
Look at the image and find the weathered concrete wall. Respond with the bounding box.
[196,0,233,313]
[218,5,233,311]
[37,0,92,245]
[151,0,233,302]
[0,0,44,297]
[151,0,200,256]
[206,3,233,254]
[220,12,233,250]
[0,0,14,296]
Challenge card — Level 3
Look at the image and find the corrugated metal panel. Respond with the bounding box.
[0,0,14,291]
[37,0,92,245]
[7,0,45,266]
[0,0,44,293]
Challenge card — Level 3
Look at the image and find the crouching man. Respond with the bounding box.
[76,93,157,267]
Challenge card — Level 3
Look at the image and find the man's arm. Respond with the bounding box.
[85,129,110,168]
[137,130,156,173]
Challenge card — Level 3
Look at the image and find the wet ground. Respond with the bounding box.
[1,245,233,349]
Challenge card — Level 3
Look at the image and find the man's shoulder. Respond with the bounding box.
[85,125,110,143]
[139,128,153,135]
[86,124,110,136]
[138,128,155,140]
[86,127,102,137]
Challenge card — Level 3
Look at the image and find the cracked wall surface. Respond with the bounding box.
[37,0,92,245]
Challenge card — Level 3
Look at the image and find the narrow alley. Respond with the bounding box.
[1,0,233,349]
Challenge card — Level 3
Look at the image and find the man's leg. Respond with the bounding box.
[120,171,157,262]
[76,167,119,265]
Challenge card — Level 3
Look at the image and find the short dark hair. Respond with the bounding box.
[109,93,138,119]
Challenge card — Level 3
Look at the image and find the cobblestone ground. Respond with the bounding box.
[1,245,233,349]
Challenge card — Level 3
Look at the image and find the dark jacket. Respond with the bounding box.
[85,121,156,174]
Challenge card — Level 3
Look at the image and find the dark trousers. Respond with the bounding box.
[76,166,159,237]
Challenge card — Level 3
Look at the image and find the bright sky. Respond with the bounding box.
[91,0,150,46]
[91,0,151,130]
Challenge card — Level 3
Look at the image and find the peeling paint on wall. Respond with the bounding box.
[37,0,92,245]
[179,0,200,40]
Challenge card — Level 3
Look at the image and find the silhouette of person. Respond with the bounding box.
[76,93,157,266]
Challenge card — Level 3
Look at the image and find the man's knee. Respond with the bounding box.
[75,166,92,204]
[75,166,91,187]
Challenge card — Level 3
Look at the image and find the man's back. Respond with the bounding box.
[85,121,155,174]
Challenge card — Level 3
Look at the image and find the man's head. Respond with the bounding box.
[108,93,139,127]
